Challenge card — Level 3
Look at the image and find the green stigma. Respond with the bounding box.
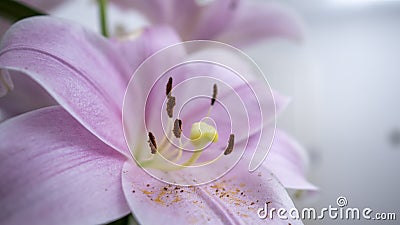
[190,121,219,149]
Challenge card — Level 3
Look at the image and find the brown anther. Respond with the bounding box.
[166,95,176,118]
[223,134,235,155]
[148,132,157,154]
[173,119,182,138]
[166,77,173,96]
[211,84,218,106]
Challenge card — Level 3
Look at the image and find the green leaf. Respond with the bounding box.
[0,1,45,22]
[106,214,140,225]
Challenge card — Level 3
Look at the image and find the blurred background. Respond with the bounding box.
[251,0,400,224]
[22,0,400,224]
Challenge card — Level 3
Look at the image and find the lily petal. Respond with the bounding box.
[239,130,317,190]
[264,130,317,191]
[110,0,173,24]
[111,0,236,41]
[215,1,303,47]
[122,160,302,224]
[120,27,184,150]
[112,25,181,76]
[0,16,131,155]
[111,0,302,47]
[185,0,237,40]
[179,82,288,154]
[0,71,56,121]
[0,106,129,225]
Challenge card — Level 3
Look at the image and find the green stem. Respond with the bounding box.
[98,0,109,37]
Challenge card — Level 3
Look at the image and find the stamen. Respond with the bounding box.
[165,77,176,118]
[166,77,173,97]
[224,134,235,155]
[211,84,218,106]
[173,119,182,138]
[148,132,157,154]
[166,95,176,118]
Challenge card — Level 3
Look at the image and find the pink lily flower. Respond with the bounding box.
[0,16,314,224]
[111,0,303,47]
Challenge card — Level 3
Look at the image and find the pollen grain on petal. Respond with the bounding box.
[144,185,192,207]
[142,190,153,195]
[206,179,261,218]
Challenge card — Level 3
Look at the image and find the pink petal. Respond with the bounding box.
[186,0,237,40]
[0,16,131,156]
[0,106,129,225]
[0,71,56,121]
[123,38,187,148]
[264,130,318,191]
[114,27,182,143]
[110,0,173,24]
[178,82,289,170]
[215,1,303,47]
[122,160,302,224]
[111,0,236,40]
[112,25,182,75]
[111,0,302,47]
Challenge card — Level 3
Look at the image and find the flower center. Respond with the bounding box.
[136,77,234,171]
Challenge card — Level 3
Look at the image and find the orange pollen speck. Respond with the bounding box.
[142,190,153,195]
